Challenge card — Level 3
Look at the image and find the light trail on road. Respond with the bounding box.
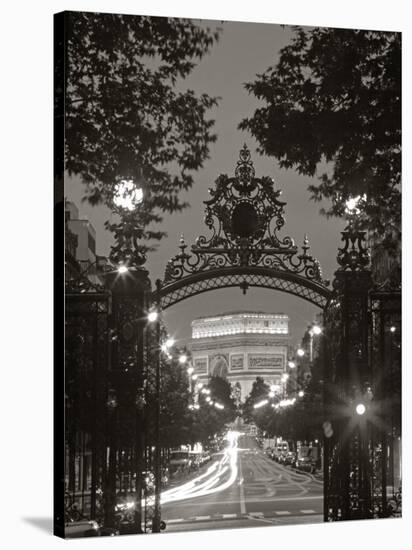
[159,431,240,504]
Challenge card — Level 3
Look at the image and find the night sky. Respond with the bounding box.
[66,18,345,347]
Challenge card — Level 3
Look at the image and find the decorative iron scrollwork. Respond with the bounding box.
[163,145,328,287]
[336,228,370,272]
[108,216,147,268]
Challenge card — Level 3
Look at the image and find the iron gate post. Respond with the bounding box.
[104,267,151,532]
[152,279,162,533]
[324,227,373,521]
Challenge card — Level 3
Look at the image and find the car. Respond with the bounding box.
[282,451,296,466]
[295,445,318,473]
[265,447,275,459]
[273,442,289,462]
[65,520,119,538]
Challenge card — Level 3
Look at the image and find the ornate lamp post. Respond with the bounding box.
[103,175,153,533]
[323,197,373,522]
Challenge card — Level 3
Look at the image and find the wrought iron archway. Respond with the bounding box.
[154,145,332,309]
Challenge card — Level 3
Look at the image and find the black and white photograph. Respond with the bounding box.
[54,9,402,540]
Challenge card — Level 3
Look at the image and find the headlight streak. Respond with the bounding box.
[156,431,240,505]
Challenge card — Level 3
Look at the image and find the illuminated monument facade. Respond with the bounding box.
[190,311,290,401]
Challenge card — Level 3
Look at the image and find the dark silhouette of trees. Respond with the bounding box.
[240,27,401,250]
[242,377,272,431]
[196,376,237,446]
[64,12,220,248]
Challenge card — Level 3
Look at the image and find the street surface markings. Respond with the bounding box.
[165,510,321,525]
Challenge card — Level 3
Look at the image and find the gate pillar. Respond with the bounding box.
[104,265,152,532]
[324,227,373,521]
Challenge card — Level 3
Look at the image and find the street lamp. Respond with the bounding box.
[309,324,322,361]
[356,403,366,416]
[147,310,158,323]
[297,348,305,357]
[345,194,366,216]
[117,264,129,274]
[312,325,322,336]
[113,179,144,211]
[179,354,188,364]
[288,361,296,369]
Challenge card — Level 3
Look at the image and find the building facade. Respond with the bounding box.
[190,311,290,401]
[65,200,111,285]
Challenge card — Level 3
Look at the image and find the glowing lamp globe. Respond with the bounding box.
[147,311,158,323]
[165,338,175,349]
[113,179,143,211]
[356,403,366,415]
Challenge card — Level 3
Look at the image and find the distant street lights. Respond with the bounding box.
[309,324,323,361]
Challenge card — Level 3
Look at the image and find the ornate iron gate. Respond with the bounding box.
[155,145,331,309]
[65,285,111,524]
[64,145,401,532]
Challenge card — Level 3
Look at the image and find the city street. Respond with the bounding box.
[58,12,401,538]
[161,433,323,532]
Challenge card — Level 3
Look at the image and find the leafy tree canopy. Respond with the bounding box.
[242,377,270,425]
[240,27,401,248]
[158,358,195,448]
[65,12,220,247]
[196,377,237,445]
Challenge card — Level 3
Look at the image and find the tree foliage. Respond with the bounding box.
[196,376,237,445]
[242,377,271,427]
[65,12,220,246]
[240,27,401,248]
[158,358,196,449]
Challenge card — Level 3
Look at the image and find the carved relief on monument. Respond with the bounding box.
[230,354,244,371]
[248,354,284,370]
[194,357,208,374]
